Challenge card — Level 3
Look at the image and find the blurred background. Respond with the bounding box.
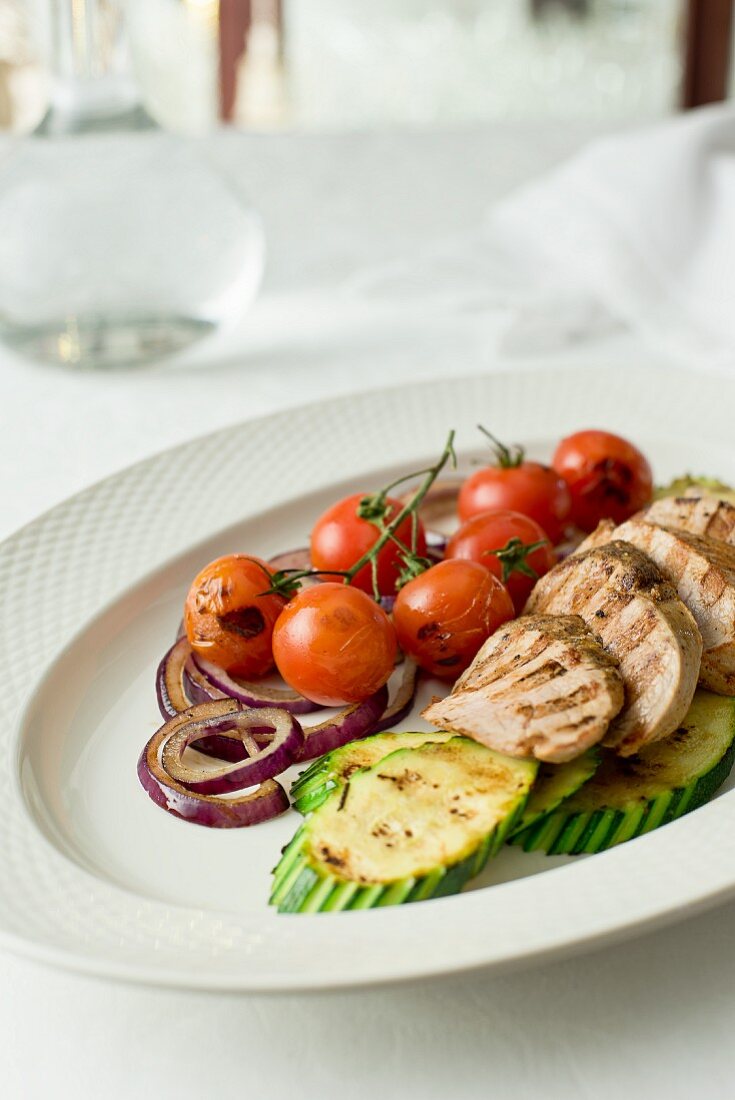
[2,0,733,136]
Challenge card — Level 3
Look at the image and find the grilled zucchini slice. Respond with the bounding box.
[290,730,455,815]
[512,691,735,855]
[272,737,537,913]
[508,750,599,839]
[654,475,735,503]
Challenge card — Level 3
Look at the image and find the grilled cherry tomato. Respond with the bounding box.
[458,431,570,543]
[310,493,427,596]
[272,583,397,706]
[184,555,286,678]
[392,559,514,678]
[446,510,555,613]
[552,430,653,531]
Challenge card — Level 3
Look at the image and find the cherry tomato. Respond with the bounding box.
[310,493,427,596]
[458,435,571,543]
[272,583,397,706]
[184,555,286,678]
[446,510,555,613]
[392,560,514,678]
[552,430,653,531]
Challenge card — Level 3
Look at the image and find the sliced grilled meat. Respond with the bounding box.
[525,541,702,755]
[644,495,735,546]
[421,614,624,763]
[576,518,616,551]
[580,517,735,696]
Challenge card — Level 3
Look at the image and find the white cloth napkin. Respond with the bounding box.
[489,103,735,370]
[347,104,735,371]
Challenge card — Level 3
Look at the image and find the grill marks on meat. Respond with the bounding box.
[525,542,702,756]
[644,496,735,546]
[580,516,735,696]
[421,615,624,763]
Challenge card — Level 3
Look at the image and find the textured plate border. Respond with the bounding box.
[4,364,735,993]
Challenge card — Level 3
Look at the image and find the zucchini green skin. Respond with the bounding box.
[507,750,599,839]
[511,691,735,856]
[272,737,536,913]
[289,730,454,816]
[269,812,526,914]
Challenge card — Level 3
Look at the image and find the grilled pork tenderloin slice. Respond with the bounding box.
[644,495,735,546]
[422,614,624,763]
[579,517,735,696]
[525,541,702,756]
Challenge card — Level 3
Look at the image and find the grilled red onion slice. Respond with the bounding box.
[191,652,323,715]
[267,547,312,572]
[298,685,389,762]
[138,702,289,827]
[184,654,231,705]
[157,641,244,760]
[426,532,447,560]
[176,655,250,760]
[162,707,303,794]
[555,528,585,560]
[371,659,419,734]
[398,478,461,531]
[156,637,194,719]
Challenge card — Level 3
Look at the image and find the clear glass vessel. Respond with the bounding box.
[0,0,265,369]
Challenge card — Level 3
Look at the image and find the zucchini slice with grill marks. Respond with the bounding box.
[511,691,735,855]
[508,750,599,839]
[654,475,735,503]
[271,737,537,913]
[290,730,455,815]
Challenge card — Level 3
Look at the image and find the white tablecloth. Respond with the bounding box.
[2,122,729,1100]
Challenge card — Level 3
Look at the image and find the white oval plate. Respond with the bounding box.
[5,364,735,993]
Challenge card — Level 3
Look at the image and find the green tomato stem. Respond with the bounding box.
[342,430,456,586]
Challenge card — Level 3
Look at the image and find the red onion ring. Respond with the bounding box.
[426,532,447,560]
[298,685,389,762]
[178,655,252,760]
[371,659,420,734]
[138,702,289,827]
[398,478,461,532]
[267,547,312,572]
[190,651,324,715]
[183,653,226,704]
[157,640,247,759]
[162,707,304,794]
[555,528,586,559]
[156,637,193,719]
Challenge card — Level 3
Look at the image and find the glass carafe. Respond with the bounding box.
[0,0,264,369]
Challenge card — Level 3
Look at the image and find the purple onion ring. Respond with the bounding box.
[267,547,312,572]
[137,701,289,827]
[371,659,420,734]
[398,478,461,533]
[156,637,193,719]
[298,685,389,762]
[426,533,447,561]
[156,639,264,758]
[191,651,324,715]
[162,707,304,794]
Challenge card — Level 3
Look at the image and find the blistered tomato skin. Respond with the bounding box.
[184,555,286,678]
[310,493,427,596]
[552,430,653,531]
[392,559,515,679]
[272,583,397,706]
[458,464,571,544]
